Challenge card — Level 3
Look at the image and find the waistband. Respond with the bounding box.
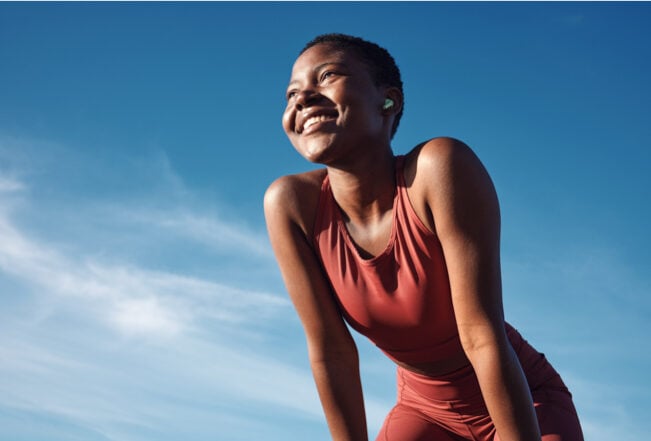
[398,362,480,402]
[397,325,563,402]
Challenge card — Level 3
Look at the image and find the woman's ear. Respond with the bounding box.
[382,87,403,114]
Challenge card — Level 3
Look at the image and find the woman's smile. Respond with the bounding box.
[296,108,339,135]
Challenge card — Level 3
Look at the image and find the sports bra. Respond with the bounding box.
[312,156,465,365]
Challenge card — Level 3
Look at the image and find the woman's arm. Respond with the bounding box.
[421,138,541,441]
[264,174,368,441]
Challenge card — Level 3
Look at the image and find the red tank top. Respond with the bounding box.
[313,156,465,365]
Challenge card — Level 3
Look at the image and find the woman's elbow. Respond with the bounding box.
[458,325,509,365]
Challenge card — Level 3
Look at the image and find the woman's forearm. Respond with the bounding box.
[310,354,368,441]
[467,343,541,441]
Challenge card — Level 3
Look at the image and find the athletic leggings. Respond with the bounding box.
[377,328,584,441]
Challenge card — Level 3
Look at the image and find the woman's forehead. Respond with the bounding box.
[294,45,346,67]
[290,44,364,77]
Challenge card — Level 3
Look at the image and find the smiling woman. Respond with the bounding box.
[281,36,403,167]
[265,34,584,441]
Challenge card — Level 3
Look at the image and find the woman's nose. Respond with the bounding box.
[294,89,318,111]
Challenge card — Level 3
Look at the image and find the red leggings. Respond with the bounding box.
[377,328,584,441]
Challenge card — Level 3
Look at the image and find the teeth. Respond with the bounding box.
[302,115,334,132]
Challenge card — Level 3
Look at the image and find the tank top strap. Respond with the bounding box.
[320,170,331,191]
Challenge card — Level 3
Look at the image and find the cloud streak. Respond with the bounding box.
[0,141,336,440]
[0,201,286,338]
[128,208,275,259]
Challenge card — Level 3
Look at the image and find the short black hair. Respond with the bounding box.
[301,33,404,139]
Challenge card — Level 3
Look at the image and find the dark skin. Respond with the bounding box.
[265,43,542,441]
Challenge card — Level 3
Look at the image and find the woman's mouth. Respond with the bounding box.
[297,110,338,134]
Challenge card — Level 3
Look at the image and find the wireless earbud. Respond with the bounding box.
[383,98,394,110]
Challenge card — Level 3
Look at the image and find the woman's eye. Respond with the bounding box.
[321,71,336,81]
[286,91,297,100]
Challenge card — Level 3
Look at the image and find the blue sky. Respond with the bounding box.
[0,2,649,440]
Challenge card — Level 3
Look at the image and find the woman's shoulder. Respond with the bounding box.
[401,137,495,232]
[403,136,490,187]
[265,168,327,206]
[264,168,327,236]
[404,137,475,171]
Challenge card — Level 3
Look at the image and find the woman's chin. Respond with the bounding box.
[295,136,338,164]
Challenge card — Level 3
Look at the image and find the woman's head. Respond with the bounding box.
[300,34,404,138]
[283,34,404,165]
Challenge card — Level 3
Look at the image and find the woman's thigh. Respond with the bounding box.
[534,388,584,441]
[492,388,584,441]
[377,405,465,441]
[380,389,584,441]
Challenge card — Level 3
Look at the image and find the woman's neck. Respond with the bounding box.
[326,148,396,226]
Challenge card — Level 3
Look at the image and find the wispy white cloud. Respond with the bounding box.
[0,135,284,336]
[121,207,274,259]
[0,139,332,439]
[0,176,24,193]
[0,204,288,338]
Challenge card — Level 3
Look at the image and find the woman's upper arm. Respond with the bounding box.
[264,175,356,360]
[420,138,507,353]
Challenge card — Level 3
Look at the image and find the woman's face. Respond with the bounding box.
[282,43,388,164]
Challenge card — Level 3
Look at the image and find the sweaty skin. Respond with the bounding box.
[266,42,548,441]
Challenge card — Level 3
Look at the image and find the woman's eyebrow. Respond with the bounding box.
[313,61,344,72]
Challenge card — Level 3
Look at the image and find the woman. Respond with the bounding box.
[264,33,584,441]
